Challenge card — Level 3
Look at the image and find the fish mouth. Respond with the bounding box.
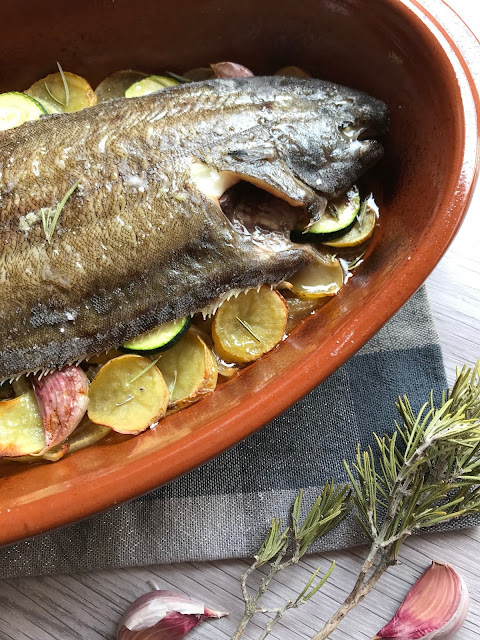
[219,181,307,252]
[190,159,307,253]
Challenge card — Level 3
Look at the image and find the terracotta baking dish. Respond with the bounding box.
[0,0,479,547]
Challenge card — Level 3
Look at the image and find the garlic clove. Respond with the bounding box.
[33,365,89,451]
[373,562,469,640]
[117,589,227,640]
[211,62,254,78]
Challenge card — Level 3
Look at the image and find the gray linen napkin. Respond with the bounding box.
[0,286,451,578]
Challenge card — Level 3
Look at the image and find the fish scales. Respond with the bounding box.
[0,77,388,380]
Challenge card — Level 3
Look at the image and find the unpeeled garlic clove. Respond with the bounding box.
[117,589,227,640]
[33,365,89,451]
[211,62,254,78]
[373,562,469,640]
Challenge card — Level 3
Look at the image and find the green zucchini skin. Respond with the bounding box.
[118,316,192,355]
[291,185,360,242]
[291,215,358,243]
[0,92,46,131]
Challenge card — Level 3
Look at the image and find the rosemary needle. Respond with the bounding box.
[116,394,134,407]
[44,81,66,107]
[235,316,261,342]
[42,181,80,242]
[127,355,161,386]
[165,71,191,83]
[45,61,70,108]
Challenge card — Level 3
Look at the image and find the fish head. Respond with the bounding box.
[268,77,389,200]
[201,77,389,224]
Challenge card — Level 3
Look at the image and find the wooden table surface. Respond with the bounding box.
[1,1,480,638]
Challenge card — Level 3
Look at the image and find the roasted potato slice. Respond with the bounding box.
[289,252,344,299]
[282,291,326,333]
[157,332,217,410]
[214,353,240,380]
[26,71,97,113]
[65,417,111,454]
[212,287,288,363]
[183,67,214,81]
[88,354,169,434]
[8,417,110,463]
[0,391,45,457]
[275,65,311,78]
[203,347,219,393]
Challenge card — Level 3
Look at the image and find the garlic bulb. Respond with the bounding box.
[373,562,469,640]
[117,589,227,640]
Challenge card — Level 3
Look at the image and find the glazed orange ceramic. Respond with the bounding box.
[0,0,479,547]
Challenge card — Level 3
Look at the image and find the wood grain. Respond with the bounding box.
[0,1,479,638]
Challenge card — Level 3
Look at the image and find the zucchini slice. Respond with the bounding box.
[293,185,360,241]
[120,317,191,354]
[95,70,149,102]
[31,98,62,114]
[0,92,46,131]
[125,75,179,98]
[323,196,378,247]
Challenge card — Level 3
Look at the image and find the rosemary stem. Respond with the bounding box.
[240,562,258,605]
[232,601,257,640]
[308,441,427,640]
[256,601,293,640]
[232,546,289,640]
[310,552,394,640]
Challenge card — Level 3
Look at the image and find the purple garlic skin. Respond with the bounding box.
[373,562,469,640]
[117,589,227,640]
[211,61,254,78]
[33,365,89,451]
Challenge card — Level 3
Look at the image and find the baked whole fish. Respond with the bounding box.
[0,76,388,381]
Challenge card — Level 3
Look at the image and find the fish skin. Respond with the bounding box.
[0,77,388,380]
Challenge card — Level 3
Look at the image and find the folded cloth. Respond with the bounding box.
[0,286,450,578]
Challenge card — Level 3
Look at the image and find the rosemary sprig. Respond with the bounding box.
[232,361,480,640]
[311,360,480,640]
[235,316,261,343]
[41,181,80,242]
[45,61,70,107]
[232,482,351,640]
